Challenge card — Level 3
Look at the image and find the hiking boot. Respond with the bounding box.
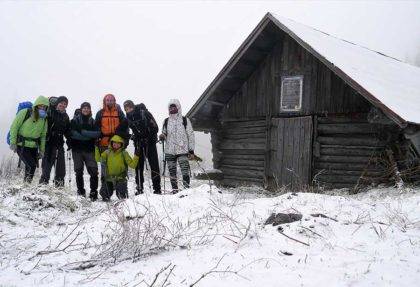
[89,191,98,202]
[172,189,179,194]
[77,189,86,197]
[135,189,144,196]
[153,190,162,195]
[102,197,110,202]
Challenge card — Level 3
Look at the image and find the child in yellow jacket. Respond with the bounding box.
[96,135,140,201]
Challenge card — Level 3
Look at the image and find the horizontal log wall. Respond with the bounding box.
[313,114,400,188]
[214,119,267,186]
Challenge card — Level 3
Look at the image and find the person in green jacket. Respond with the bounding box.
[9,96,49,183]
[95,135,140,201]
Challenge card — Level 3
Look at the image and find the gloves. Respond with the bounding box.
[159,134,166,141]
[10,144,17,153]
[188,150,194,160]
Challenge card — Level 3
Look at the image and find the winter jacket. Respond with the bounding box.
[126,103,159,147]
[95,95,128,148]
[46,108,71,147]
[162,99,195,155]
[95,135,139,181]
[70,113,101,152]
[9,96,49,152]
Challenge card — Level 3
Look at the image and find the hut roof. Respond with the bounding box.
[187,13,420,127]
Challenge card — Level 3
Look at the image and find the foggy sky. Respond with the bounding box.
[1,0,419,160]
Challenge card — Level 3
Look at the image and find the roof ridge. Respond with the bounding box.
[268,12,405,64]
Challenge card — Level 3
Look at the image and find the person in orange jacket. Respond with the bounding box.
[95,94,129,197]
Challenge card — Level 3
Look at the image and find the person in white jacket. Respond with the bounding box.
[159,99,195,193]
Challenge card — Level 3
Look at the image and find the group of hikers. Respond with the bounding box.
[8,94,195,202]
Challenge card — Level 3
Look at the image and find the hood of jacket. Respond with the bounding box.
[33,96,50,109]
[103,94,116,110]
[109,135,125,151]
[168,99,182,116]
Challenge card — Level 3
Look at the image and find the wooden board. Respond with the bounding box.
[269,116,313,189]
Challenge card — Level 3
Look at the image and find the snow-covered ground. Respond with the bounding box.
[1,174,419,286]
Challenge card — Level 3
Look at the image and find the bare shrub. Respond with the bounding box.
[0,154,21,179]
[88,196,258,267]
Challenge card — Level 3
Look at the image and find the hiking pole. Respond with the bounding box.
[67,150,72,189]
[143,145,153,192]
[162,140,166,192]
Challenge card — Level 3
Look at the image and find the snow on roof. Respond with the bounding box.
[270,13,420,124]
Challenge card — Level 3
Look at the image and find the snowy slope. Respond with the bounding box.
[0,178,420,286]
[270,13,420,124]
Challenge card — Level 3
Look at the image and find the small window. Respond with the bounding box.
[280,76,303,112]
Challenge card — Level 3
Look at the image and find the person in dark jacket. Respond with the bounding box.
[95,94,130,199]
[39,96,71,187]
[70,102,101,200]
[123,100,161,195]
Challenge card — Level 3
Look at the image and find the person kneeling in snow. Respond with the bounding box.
[159,99,195,194]
[95,135,140,201]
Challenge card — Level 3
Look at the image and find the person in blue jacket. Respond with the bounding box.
[70,102,101,200]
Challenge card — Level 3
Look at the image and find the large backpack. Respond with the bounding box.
[6,101,33,145]
[129,105,151,139]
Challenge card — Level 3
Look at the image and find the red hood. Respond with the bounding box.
[103,94,116,110]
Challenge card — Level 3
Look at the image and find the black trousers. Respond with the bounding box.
[39,144,66,187]
[100,180,128,200]
[17,146,38,183]
[72,150,98,195]
[135,142,161,193]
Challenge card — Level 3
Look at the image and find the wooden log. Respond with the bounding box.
[221,158,264,167]
[222,137,266,144]
[223,120,266,129]
[222,175,264,184]
[315,162,384,171]
[222,132,266,140]
[317,115,368,124]
[317,123,380,134]
[219,141,265,150]
[222,154,265,161]
[220,164,264,171]
[320,146,382,156]
[317,136,386,147]
[221,168,264,179]
[317,155,378,164]
[313,169,384,177]
[219,149,265,155]
[223,126,266,135]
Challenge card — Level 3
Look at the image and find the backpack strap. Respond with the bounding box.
[163,117,169,132]
[182,116,187,130]
[163,117,187,132]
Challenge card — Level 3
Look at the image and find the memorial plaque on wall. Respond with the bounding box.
[280,76,303,111]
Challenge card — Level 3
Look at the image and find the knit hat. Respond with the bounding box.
[123,100,135,109]
[56,96,68,105]
[80,102,91,110]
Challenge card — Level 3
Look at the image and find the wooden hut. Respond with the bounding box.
[187,13,420,190]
